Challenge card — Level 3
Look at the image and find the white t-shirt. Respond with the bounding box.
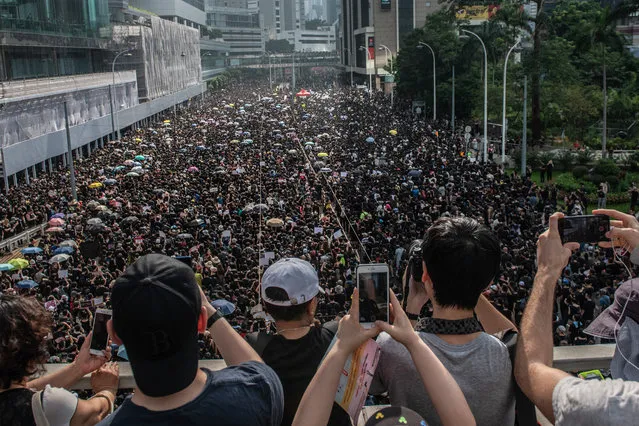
[41,385,78,426]
[553,376,639,425]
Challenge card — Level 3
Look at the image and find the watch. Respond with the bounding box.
[207,310,224,329]
[407,312,420,321]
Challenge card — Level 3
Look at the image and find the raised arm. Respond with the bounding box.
[514,213,578,423]
[27,332,110,391]
[377,291,475,426]
[199,287,262,365]
[292,289,380,426]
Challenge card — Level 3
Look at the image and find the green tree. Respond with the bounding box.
[305,19,327,30]
[266,39,294,53]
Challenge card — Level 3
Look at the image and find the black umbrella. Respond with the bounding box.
[122,216,140,225]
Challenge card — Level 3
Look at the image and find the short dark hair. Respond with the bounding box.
[421,217,501,310]
[0,295,52,389]
[263,286,313,322]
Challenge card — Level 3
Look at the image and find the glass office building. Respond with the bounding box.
[0,0,112,80]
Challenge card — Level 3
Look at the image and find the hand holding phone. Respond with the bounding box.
[357,263,390,327]
[558,214,609,244]
[90,308,112,356]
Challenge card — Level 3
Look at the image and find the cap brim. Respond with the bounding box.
[126,331,200,397]
[584,303,623,339]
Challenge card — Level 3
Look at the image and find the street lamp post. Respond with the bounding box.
[292,52,296,91]
[461,29,488,163]
[502,40,521,164]
[358,46,372,95]
[379,44,393,107]
[111,49,133,141]
[418,42,436,121]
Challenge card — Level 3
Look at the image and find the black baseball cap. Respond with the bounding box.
[111,254,202,397]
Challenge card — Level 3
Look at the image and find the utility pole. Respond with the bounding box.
[521,75,528,177]
[451,65,455,133]
[109,84,116,139]
[292,53,296,91]
[64,101,77,201]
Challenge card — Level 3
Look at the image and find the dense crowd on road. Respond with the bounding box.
[0,77,625,364]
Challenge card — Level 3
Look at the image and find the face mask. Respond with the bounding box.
[611,316,639,381]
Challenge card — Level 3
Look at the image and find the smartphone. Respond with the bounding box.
[90,308,112,356]
[357,263,390,327]
[558,214,610,244]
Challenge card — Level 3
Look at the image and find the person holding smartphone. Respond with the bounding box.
[0,294,119,426]
[292,289,475,426]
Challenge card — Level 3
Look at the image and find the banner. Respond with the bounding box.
[455,5,499,21]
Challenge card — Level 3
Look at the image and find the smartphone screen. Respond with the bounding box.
[90,309,112,355]
[357,264,389,325]
[559,215,609,244]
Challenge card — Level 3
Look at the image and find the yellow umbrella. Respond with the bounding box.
[89,182,103,189]
[8,258,29,270]
[230,139,240,144]
[135,137,142,143]
[317,152,329,158]
[389,130,398,136]
[163,120,171,124]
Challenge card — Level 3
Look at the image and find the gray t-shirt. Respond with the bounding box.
[370,331,515,426]
[553,376,639,425]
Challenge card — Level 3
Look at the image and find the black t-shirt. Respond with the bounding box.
[248,322,351,426]
[0,388,36,426]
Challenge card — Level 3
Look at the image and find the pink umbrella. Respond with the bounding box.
[188,166,199,173]
[48,218,65,226]
[46,227,64,233]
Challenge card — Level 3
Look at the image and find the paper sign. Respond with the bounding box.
[259,251,275,266]
[314,227,324,234]
[333,229,343,239]
[58,270,68,279]
[322,337,381,422]
[340,172,348,177]
[93,297,104,307]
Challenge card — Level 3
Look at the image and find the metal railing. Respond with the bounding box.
[0,222,46,252]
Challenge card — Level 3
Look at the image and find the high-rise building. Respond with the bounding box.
[260,0,304,39]
[339,0,441,87]
[206,0,265,57]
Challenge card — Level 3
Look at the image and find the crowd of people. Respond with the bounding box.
[0,77,627,364]
[3,73,639,426]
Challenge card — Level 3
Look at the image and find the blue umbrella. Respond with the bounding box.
[103,179,117,185]
[114,166,126,172]
[16,280,38,289]
[366,137,375,143]
[408,169,422,177]
[51,213,65,219]
[212,299,236,316]
[196,145,207,151]
[21,247,43,255]
[53,246,74,255]
[0,263,15,271]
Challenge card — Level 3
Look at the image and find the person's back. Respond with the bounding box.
[247,258,351,426]
[98,254,283,426]
[99,362,281,426]
[372,218,517,425]
[374,331,515,426]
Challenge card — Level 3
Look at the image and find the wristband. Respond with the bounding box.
[207,310,224,329]
[407,312,420,321]
[90,390,114,414]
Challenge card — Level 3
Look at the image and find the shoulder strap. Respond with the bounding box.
[501,331,538,426]
[31,391,50,426]
[246,332,275,358]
